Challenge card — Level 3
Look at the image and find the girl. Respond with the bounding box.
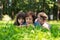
[14,12,25,27]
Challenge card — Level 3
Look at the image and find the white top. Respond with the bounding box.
[42,22,50,30]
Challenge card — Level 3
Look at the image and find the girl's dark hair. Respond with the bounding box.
[14,12,25,26]
[25,11,36,23]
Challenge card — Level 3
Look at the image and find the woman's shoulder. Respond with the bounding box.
[34,21,41,27]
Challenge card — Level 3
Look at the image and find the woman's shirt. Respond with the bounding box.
[34,20,51,30]
[42,22,51,30]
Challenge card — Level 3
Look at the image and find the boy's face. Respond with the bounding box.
[18,18,24,25]
[25,16,33,24]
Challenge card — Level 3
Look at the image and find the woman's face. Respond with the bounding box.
[18,18,24,25]
[25,16,33,24]
[38,16,44,25]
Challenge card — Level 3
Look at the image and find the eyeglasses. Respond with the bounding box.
[38,16,46,20]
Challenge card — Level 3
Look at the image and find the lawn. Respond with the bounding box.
[0,21,60,40]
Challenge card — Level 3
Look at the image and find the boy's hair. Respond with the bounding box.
[25,11,36,23]
[38,12,48,20]
[14,12,25,26]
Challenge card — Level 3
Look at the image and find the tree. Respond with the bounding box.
[0,0,59,20]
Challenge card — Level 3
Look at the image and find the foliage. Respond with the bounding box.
[0,0,58,20]
[0,21,60,40]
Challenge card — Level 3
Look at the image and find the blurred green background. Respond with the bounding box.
[0,0,60,20]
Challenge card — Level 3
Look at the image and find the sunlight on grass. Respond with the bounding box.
[0,20,60,40]
[2,15,11,21]
[48,20,60,24]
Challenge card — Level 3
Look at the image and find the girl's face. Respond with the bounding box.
[18,18,24,25]
[25,16,33,24]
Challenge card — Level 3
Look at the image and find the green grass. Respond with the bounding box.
[0,21,60,40]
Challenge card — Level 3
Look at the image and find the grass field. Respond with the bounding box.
[0,21,60,40]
